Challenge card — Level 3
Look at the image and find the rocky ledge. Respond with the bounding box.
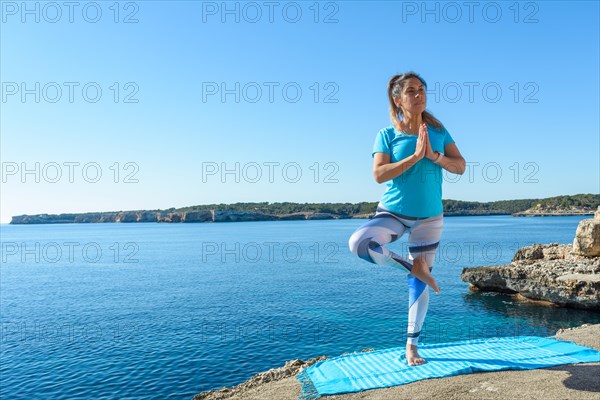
[192,324,600,399]
[192,350,367,400]
[461,206,600,310]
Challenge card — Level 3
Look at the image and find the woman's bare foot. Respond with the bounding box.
[406,344,426,366]
[411,258,441,294]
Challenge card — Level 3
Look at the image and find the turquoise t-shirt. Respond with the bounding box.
[372,125,455,218]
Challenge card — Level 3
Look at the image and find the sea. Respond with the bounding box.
[1,215,599,399]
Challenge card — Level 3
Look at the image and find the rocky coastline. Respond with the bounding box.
[8,210,346,224]
[512,203,597,217]
[9,209,595,225]
[185,207,600,399]
[513,210,596,217]
[192,323,600,400]
[461,207,600,310]
[8,194,598,224]
[6,210,511,224]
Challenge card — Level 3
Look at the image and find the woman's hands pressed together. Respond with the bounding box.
[424,126,436,160]
[414,123,437,161]
[414,123,428,160]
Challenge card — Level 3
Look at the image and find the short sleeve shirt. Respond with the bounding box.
[372,125,455,218]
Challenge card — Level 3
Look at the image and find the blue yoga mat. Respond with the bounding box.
[296,336,600,399]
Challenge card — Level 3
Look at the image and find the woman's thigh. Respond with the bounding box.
[407,215,443,265]
[348,213,408,257]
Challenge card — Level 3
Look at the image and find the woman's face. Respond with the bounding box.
[395,77,427,115]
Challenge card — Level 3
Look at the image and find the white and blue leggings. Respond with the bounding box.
[348,204,443,346]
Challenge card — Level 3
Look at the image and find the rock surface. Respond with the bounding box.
[573,207,600,256]
[461,211,600,310]
[192,324,600,400]
[192,357,328,400]
[461,242,600,310]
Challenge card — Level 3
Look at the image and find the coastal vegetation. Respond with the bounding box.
[9,194,599,224]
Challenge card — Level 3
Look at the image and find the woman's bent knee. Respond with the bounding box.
[349,232,378,264]
[348,230,362,255]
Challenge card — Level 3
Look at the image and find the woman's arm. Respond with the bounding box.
[374,126,430,183]
[432,143,466,175]
[373,152,420,184]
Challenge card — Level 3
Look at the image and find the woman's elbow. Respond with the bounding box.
[448,158,466,175]
[457,158,467,175]
[373,171,382,184]
[373,167,384,184]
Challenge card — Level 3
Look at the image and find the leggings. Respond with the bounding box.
[348,203,443,346]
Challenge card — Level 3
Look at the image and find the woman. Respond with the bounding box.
[348,72,466,366]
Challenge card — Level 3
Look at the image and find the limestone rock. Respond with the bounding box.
[183,211,213,223]
[138,211,159,222]
[462,260,600,310]
[573,218,600,256]
[192,355,329,399]
[158,212,183,223]
[512,244,544,261]
[512,243,571,262]
[462,243,600,310]
[213,210,278,222]
[115,211,137,222]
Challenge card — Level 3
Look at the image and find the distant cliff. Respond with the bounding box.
[9,194,599,224]
[9,210,342,224]
[444,193,599,216]
[512,202,597,216]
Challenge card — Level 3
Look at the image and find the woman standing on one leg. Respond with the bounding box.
[348,72,466,366]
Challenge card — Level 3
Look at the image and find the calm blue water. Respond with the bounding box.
[1,216,599,399]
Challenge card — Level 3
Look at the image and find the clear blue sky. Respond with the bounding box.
[1,1,599,223]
